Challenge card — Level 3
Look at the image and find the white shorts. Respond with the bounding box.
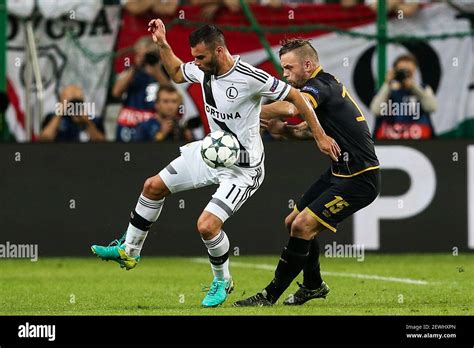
[159,141,265,223]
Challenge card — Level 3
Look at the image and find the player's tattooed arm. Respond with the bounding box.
[284,87,341,161]
[286,121,313,139]
[260,101,298,119]
[148,19,185,83]
[261,119,312,139]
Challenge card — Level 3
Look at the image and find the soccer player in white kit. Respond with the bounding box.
[91,20,341,307]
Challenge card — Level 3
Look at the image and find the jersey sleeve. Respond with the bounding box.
[243,66,291,101]
[180,62,204,84]
[300,80,328,109]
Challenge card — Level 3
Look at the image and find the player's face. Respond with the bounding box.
[280,52,306,88]
[191,42,218,75]
[156,91,181,118]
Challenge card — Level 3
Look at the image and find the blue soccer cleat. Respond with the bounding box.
[91,242,140,271]
[201,277,234,308]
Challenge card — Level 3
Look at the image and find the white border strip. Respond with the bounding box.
[468,145,474,249]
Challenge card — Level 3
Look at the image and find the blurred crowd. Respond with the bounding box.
[123,0,421,18]
[40,35,204,143]
[41,45,436,143]
[36,0,428,143]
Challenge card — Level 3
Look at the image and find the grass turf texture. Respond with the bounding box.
[0,254,471,315]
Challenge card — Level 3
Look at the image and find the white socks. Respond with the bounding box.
[124,194,164,257]
[202,230,231,280]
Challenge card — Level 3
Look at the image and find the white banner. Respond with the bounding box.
[6,5,121,141]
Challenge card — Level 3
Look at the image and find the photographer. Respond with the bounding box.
[39,85,105,142]
[370,54,437,140]
[113,37,170,142]
[134,86,194,142]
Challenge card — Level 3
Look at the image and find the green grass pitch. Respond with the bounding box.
[0,254,472,315]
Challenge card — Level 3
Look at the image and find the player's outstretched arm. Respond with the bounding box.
[284,87,341,161]
[148,19,185,84]
[261,119,312,139]
[260,101,298,119]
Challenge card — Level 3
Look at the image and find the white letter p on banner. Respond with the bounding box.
[353,146,437,250]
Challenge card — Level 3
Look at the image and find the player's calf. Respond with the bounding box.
[91,174,170,269]
[122,175,169,258]
[234,210,327,306]
[198,212,234,307]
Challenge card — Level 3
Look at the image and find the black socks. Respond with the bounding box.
[264,237,311,303]
[302,238,323,289]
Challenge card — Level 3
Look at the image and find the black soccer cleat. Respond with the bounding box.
[233,292,273,307]
[283,281,330,306]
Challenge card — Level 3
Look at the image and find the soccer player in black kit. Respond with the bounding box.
[234,39,381,307]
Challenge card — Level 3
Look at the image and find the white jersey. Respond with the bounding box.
[180,56,291,167]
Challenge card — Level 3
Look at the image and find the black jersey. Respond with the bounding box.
[300,67,380,177]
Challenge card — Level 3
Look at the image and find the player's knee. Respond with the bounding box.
[197,215,221,239]
[291,213,316,239]
[284,209,299,233]
[284,214,295,232]
[143,176,168,200]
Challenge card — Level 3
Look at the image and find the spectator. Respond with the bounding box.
[190,0,282,19]
[340,0,362,7]
[366,0,420,17]
[39,85,105,142]
[123,0,180,16]
[370,54,437,140]
[135,85,194,142]
[190,0,242,20]
[114,37,170,142]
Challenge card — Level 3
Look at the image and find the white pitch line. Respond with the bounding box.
[191,258,429,285]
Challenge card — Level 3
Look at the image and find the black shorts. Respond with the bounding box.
[295,168,380,233]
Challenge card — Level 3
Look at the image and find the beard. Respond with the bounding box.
[288,76,306,89]
[199,56,219,76]
[209,56,219,75]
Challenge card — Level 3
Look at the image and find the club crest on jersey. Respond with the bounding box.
[301,86,319,95]
[226,87,238,99]
[270,77,279,92]
[205,105,242,120]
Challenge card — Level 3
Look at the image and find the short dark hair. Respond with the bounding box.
[393,54,418,68]
[156,85,179,100]
[189,25,226,49]
[279,38,318,61]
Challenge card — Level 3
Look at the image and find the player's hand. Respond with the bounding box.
[317,134,341,162]
[148,19,167,46]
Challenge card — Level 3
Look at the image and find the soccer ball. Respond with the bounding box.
[200,130,240,168]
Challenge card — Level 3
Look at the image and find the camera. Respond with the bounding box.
[143,51,160,66]
[394,68,409,83]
